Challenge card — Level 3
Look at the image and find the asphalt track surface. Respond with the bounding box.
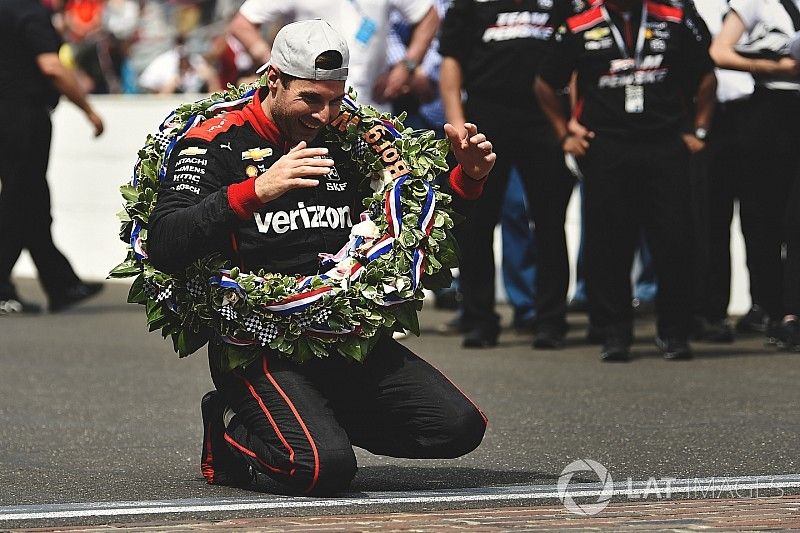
[1,279,799,529]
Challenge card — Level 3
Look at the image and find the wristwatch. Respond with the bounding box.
[693,127,708,141]
[400,57,419,71]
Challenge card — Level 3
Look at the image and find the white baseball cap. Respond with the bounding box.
[256,19,349,81]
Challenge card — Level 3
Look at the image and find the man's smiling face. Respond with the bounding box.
[265,67,346,146]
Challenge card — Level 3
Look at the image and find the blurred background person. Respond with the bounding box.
[690,0,755,344]
[536,0,717,361]
[228,0,440,110]
[710,0,800,343]
[0,0,105,314]
[440,0,574,349]
[138,34,221,94]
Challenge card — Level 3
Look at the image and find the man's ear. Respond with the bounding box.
[266,67,280,92]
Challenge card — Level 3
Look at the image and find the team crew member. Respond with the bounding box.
[440,0,575,349]
[692,0,755,342]
[710,0,800,342]
[535,0,717,361]
[148,20,496,495]
[0,0,105,315]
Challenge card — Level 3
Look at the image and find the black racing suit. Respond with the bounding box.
[148,88,488,495]
[538,0,715,342]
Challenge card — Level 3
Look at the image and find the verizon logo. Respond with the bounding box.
[253,202,353,234]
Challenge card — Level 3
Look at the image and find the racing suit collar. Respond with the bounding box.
[244,87,287,150]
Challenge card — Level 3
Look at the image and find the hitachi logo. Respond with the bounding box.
[253,202,353,234]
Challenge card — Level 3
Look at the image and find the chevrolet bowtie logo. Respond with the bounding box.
[241,147,273,161]
[178,146,208,156]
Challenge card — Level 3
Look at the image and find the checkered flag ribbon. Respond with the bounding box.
[243,314,262,333]
[152,129,172,152]
[296,314,314,329]
[218,305,238,321]
[311,308,333,327]
[256,322,279,346]
[186,279,205,299]
[143,278,160,299]
[155,284,173,303]
[354,138,369,159]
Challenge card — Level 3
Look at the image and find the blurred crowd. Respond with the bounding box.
[42,0,253,94]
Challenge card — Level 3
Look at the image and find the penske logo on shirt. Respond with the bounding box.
[482,11,554,42]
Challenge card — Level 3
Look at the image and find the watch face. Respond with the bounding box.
[695,128,707,140]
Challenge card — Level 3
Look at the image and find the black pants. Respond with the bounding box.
[209,335,487,495]
[736,88,800,321]
[580,134,694,340]
[457,96,574,332]
[785,175,800,316]
[695,98,754,321]
[0,102,79,299]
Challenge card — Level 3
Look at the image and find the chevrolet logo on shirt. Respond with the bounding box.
[178,146,208,156]
[242,147,273,161]
[584,27,610,40]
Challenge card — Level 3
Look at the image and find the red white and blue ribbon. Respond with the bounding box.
[411,182,436,289]
[385,175,407,237]
[263,286,333,315]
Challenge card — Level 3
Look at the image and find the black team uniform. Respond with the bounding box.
[148,89,488,495]
[439,0,575,348]
[537,0,715,359]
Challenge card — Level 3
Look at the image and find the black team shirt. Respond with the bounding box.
[0,0,62,108]
[539,0,714,139]
[439,0,575,122]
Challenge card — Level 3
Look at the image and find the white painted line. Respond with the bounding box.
[2,474,799,521]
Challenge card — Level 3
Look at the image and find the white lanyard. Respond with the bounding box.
[600,1,649,67]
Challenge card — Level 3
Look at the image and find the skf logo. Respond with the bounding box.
[242,147,273,161]
[178,147,208,156]
[327,182,347,191]
[584,27,610,40]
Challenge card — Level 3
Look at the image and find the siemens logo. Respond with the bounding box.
[253,203,353,234]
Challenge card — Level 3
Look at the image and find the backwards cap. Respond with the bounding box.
[256,19,349,80]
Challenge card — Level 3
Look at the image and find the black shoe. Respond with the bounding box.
[775,318,800,352]
[0,297,43,315]
[532,325,566,349]
[49,282,104,312]
[735,305,768,334]
[694,317,735,343]
[764,319,783,346]
[462,324,499,348]
[600,337,631,362]
[656,336,693,360]
[200,391,253,487]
